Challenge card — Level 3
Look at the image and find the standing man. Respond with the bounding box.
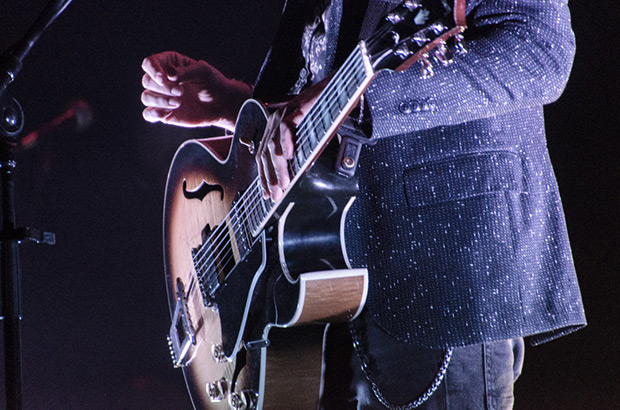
[141,0,586,408]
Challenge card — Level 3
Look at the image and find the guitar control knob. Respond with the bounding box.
[211,343,228,363]
[228,389,258,410]
[206,378,229,402]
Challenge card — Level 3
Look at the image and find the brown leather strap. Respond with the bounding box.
[454,0,467,28]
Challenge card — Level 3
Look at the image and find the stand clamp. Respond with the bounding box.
[0,228,56,246]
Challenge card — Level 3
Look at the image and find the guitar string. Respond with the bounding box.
[287,49,366,176]
[295,47,364,152]
[190,49,368,294]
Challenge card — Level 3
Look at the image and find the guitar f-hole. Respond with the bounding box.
[182,178,224,201]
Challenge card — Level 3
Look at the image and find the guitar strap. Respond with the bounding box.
[453,0,467,28]
[335,0,468,178]
[335,116,372,178]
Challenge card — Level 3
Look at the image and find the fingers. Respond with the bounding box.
[142,73,183,96]
[257,112,296,201]
[141,70,183,123]
[141,51,188,80]
[142,106,172,123]
[280,110,302,158]
[141,89,180,110]
[256,117,281,200]
[258,150,284,202]
[141,52,188,99]
[141,57,166,86]
[256,89,319,199]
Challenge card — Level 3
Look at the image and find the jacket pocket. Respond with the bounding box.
[403,151,524,208]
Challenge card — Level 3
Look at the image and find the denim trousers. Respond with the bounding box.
[321,313,525,410]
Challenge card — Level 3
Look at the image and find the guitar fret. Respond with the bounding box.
[234,199,248,254]
[229,213,238,246]
[288,159,298,178]
[247,189,258,233]
[233,210,250,255]
[302,139,311,158]
[248,192,259,233]
[308,127,319,145]
[295,151,304,171]
[259,192,269,221]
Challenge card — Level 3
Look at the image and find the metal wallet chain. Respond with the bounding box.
[348,321,453,410]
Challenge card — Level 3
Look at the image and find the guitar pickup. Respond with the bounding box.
[167,278,197,368]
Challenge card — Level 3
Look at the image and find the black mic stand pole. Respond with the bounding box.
[0,1,72,408]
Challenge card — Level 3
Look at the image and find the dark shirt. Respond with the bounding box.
[290,0,369,94]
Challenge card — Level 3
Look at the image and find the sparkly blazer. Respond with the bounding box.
[254,0,587,348]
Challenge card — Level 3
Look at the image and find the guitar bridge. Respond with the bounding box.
[167,278,197,367]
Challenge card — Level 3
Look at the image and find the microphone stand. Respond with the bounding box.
[0,1,72,408]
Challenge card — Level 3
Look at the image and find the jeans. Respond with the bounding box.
[321,313,525,410]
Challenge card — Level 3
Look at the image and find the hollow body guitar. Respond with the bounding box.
[164,100,368,410]
[163,1,465,409]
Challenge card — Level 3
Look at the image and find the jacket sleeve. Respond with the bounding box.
[365,0,576,138]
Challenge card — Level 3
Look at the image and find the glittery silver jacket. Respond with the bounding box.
[255,0,586,348]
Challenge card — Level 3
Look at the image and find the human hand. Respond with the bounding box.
[141,51,252,131]
[256,81,326,201]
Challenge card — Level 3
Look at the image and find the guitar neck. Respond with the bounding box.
[238,43,375,239]
[291,43,375,177]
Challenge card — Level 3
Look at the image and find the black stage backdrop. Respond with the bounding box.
[0,1,618,409]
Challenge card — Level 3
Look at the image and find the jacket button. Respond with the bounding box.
[398,101,412,114]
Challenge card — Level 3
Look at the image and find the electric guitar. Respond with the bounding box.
[163,1,466,409]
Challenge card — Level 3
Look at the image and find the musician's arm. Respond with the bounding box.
[365,0,575,138]
[141,51,252,131]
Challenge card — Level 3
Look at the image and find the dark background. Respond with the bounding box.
[0,0,618,409]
